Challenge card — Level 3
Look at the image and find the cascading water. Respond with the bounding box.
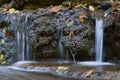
[19,13,31,61]
[95,19,103,62]
[77,18,113,66]
[22,32,25,60]
[25,14,30,60]
[5,13,32,61]
[58,19,64,59]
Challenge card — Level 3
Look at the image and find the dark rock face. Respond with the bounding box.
[0,11,16,64]
[30,8,93,61]
[0,0,119,64]
[1,0,24,10]
[104,16,120,61]
[30,9,59,60]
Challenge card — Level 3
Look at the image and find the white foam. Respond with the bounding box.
[77,61,114,66]
[12,61,37,66]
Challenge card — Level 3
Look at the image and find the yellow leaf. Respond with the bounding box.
[67,1,71,6]
[1,39,5,45]
[0,8,3,10]
[74,4,83,8]
[58,66,69,70]
[59,4,64,8]
[69,30,74,40]
[116,7,120,11]
[0,54,3,60]
[1,60,6,65]
[9,8,15,13]
[80,18,84,23]
[89,5,95,11]
[110,0,113,2]
[3,28,6,34]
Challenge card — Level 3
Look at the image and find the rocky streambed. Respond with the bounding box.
[5,61,120,80]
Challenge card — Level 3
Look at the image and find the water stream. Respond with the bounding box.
[77,18,113,66]
[5,13,32,61]
[17,14,31,61]
[95,19,103,62]
[58,19,64,59]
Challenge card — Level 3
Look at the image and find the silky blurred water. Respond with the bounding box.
[95,19,103,62]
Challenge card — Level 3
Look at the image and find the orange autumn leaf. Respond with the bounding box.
[78,13,85,23]
[50,6,62,13]
[78,14,86,18]
[85,69,94,77]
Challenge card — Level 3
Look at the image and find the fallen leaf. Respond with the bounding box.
[8,8,15,13]
[69,30,74,40]
[58,66,69,70]
[67,20,73,27]
[0,54,3,60]
[74,4,83,8]
[59,4,64,8]
[89,5,95,11]
[80,18,84,23]
[104,12,108,17]
[50,6,62,13]
[78,14,86,18]
[3,28,6,34]
[1,39,5,45]
[110,0,113,3]
[1,60,6,65]
[85,69,94,77]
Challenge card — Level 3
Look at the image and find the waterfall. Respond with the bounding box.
[59,27,64,59]
[17,31,20,60]
[8,13,31,61]
[58,19,64,59]
[22,33,25,60]
[21,14,31,61]
[77,18,114,66]
[95,19,103,62]
[25,14,30,60]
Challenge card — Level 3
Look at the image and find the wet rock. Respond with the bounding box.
[99,2,112,10]
[104,15,120,61]
[30,7,93,61]
[0,0,119,63]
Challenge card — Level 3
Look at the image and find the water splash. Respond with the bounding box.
[95,19,103,62]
